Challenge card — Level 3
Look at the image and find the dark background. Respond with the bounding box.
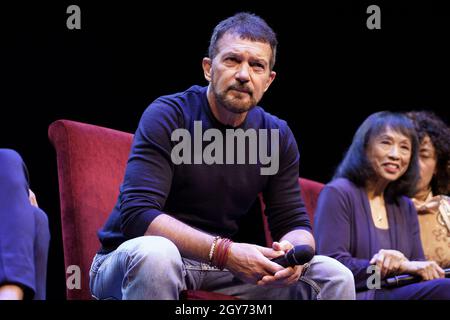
[1,1,449,299]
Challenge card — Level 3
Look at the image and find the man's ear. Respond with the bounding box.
[202,57,212,82]
[264,70,276,92]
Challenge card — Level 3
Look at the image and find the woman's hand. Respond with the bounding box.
[399,260,445,281]
[370,249,408,278]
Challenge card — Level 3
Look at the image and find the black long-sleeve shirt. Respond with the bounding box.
[98,86,310,253]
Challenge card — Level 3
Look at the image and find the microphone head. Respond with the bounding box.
[286,245,315,266]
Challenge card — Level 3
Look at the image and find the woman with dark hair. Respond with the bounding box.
[407,111,450,268]
[314,111,450,300]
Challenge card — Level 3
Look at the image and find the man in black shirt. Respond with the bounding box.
[90,12,355,300]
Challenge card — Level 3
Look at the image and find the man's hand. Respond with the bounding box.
[370,249,408,278]
[256,240,304,287]
[225,242,285,285]
[399,260,445,281]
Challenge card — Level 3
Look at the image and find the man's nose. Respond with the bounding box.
[235,64,250,83]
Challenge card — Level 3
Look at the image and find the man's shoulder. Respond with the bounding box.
[156,85,206,104]
[140,85,206,123]
[148,85,206,111]
[250,106,290,132]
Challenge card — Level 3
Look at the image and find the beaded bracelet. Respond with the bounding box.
[208,236,221,266]
[213,238,233,270]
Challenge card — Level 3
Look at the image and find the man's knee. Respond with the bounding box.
[305,255,355,300]
[115,236,185,299]
[310,255,354,284]
[119,236,183,274]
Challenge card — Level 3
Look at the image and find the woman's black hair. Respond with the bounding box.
[334,111,420,198]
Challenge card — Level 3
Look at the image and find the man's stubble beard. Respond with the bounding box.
[211,81,258,114]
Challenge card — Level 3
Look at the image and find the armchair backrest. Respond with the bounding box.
[259,178,324,247]
[49,120,133,299]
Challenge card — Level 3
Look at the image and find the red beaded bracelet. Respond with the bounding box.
[213,238,233,270]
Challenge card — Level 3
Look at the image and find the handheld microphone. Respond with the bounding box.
[381,268,450,288]
[271,245,315,268]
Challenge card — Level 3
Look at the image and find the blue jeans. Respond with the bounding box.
[90,236,355,300]
[0,149,50,300]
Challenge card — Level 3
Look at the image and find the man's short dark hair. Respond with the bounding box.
[334,111,420,199]
[208,12,278,70]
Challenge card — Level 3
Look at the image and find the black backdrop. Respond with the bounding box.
[1,1,449,299]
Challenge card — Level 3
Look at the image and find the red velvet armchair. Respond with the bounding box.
[49,119,324,300]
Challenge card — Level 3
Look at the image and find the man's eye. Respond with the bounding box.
[251,63,264,70]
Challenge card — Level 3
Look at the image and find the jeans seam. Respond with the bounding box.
[299,264,321,299]
[299,277,321,299]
